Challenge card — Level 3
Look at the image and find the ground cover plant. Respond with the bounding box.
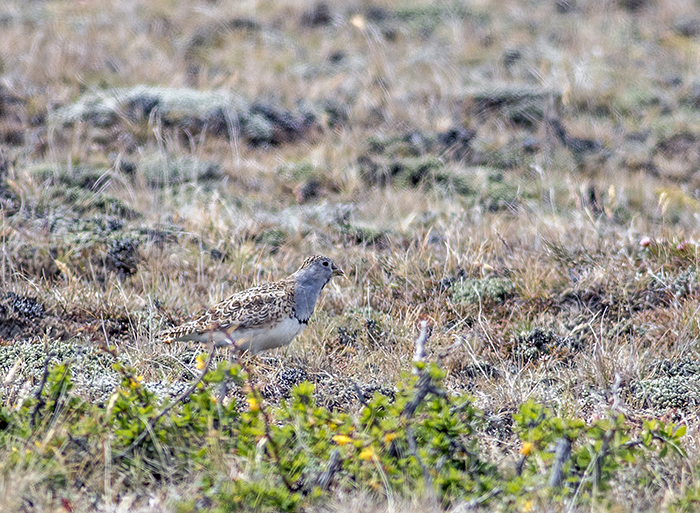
[3,0,700,511]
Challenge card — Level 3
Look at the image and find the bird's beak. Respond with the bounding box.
[332,264,345,278]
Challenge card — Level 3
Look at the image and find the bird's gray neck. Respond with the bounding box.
[292,269,330,323]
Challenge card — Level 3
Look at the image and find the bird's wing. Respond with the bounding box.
[196,281,293,331]
[158,280,295,342]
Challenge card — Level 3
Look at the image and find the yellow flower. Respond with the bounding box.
[247,397,260,412]
[359,446,376,461]
[384,432,399,444]
[129,375,143,389]
[332,435,353,446]
[523,499,533,512]
[195,356,206,370]
[520,441,534,456]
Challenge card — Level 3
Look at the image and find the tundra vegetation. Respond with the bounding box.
[1,0,700,511]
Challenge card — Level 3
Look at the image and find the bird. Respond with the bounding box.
[157,255,344,355]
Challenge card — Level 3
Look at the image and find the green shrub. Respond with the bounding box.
[0,349,688,511]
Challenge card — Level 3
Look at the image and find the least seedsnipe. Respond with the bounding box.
[158,255,344,354]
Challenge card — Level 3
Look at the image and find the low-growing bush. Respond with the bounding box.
[0,347,688,511]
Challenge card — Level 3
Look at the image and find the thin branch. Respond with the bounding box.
[352,381,369,408]
[412,319,429,370]
[548,436,572,487]
[402,321,438,493]
[404,320,435,418]
[315,449,341,490]
[30,351,55,429]
[406,426,431,489]
[403,373,433,418]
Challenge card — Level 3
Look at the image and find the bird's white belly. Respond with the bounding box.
[226,317,306,354]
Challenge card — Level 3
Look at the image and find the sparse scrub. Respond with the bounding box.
[2,0,700,510]
[0,346,687,512]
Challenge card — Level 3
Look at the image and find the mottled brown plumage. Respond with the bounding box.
[157,255,344,354]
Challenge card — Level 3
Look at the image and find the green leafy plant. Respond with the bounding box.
[0,347,689,512]
[514,399,686,501]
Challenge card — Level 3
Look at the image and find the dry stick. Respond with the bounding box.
[352,381,369,408]
[315,449,341,490]
[464,487,503,509]
[30,351,55,429]
[412,320,429,368]
[116,341,217,459]
[548,436,572,487]
[403,320,434,490]
[403,372,446,418]
[405,320,442,417]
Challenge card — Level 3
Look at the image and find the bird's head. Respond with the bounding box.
[295,255,345,286]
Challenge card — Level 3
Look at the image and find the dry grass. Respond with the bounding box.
[3,0,700,510]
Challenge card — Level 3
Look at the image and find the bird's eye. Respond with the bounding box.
[323,261,329,266]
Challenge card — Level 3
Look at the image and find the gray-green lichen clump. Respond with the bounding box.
[631,376,700,409]
[0,340,197,405]
[449,276,515,304]
[631,359,700,409]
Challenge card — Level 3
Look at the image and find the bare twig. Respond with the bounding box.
[406,426,431,488]
[403,363,445,418]
[315,449,341,490]
[403,372,440,418]
[352,381,369,408]
[461,487,503,509]
[30,351,55,429]
[412,319,429,371]
[413,320,429,360]
[548,436,572,487]
[401,321,441,493]
[404,320,439,417]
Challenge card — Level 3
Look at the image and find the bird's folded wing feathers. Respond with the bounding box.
[158,281,294,341]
